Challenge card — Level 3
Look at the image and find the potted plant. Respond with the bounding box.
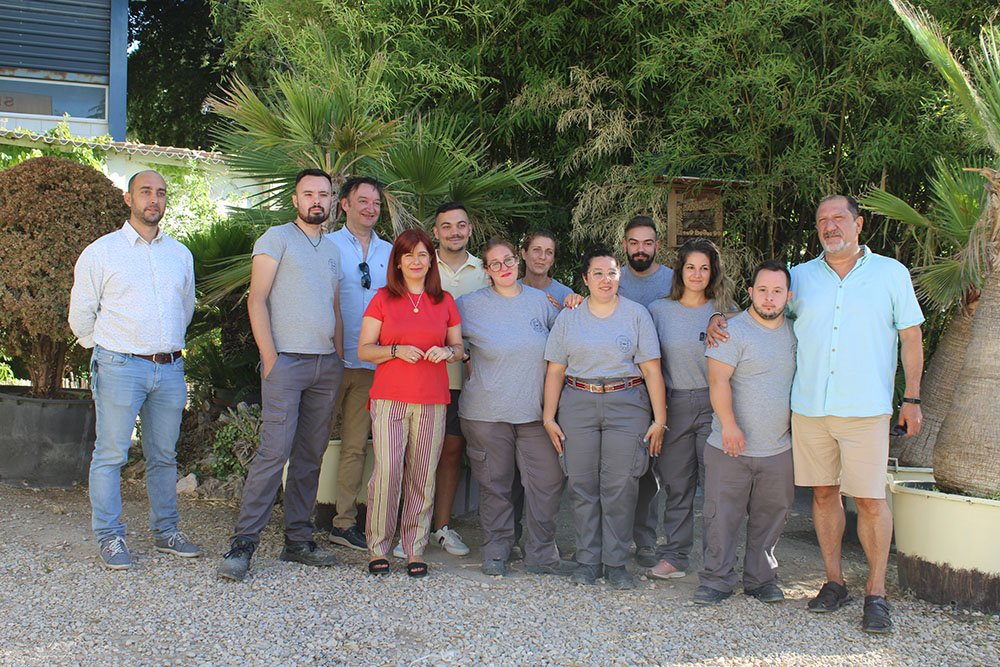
[881,1,1000,612]
[0,156,127,486]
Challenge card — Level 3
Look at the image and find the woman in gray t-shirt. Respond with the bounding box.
[646,238,731,580]
[456,237,570,577]
[542,245,667,589]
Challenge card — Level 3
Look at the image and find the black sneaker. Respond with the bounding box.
[693,585,732,605]
[745,582,785,603]
[606,565,636,590]
[570,563,602,586]
[329,525,367,551]
[279,540,339,567]
[218,537,256,582]
[634,546,658,568]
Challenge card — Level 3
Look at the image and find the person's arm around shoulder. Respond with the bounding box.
[68,246,102,348]
[898,325,923,437]
[248,253,280,379]
[707,357,744,456]
[705,311,730,348]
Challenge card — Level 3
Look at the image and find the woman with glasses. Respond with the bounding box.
[358,228,464,578]
[520,230,575,309]
[456,237,574,578]
[542,245,667,589]
[646,238,729,580]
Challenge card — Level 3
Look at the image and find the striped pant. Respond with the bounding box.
[366,399,446,558]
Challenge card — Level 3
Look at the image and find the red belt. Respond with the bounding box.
[134,351,183,364]
[565,376,644,394]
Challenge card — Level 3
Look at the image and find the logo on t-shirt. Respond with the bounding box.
[328,259,339,276]
[530,317,546,333]
[616,335,632,353]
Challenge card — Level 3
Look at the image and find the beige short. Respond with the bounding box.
[791,413,889,499]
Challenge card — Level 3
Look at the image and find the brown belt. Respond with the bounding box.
[565,376,644,394]
[134,351,183,364]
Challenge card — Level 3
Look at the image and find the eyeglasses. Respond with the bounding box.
[588,269,620,281]
[359,262,371,289]
[486,255,518,272]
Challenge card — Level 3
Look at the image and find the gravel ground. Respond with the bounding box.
[0,483,996,667]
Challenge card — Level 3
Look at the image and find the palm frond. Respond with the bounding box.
[200,254,252,305]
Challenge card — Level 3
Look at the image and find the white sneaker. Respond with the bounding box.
[431,525,470,556]
[392,542,405,559]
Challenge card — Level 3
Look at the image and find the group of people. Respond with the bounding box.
[68,168,924,636]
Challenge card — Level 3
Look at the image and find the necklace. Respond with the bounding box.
[407,291,424,313]
[295,223,322,250]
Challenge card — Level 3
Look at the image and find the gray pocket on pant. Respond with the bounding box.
[632,438,651,477]
[557,452,568,477]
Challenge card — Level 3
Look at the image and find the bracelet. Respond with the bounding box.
[446,345,456,360]
[653,421,668,430]
[543,419,556,426]
[901,397,921,405]
[390,343,397,359]
[710,311,725,321]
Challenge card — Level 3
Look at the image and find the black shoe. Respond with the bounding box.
[606,565,636,590]
[861,595,893,634]
[218,537,256,582]
[329,525,367,551]
[807,581,851,613]
[279,540,339,567]
[693,585,732,605]
[744,582,785,603]
[634,546,658,568]
[570,563,602,585]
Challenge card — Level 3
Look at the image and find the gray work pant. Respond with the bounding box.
[654,387,712,570]
[559,384,651,567]
[461,419,563,566]
[699,444,794,592]
[633,467,659,550]
[234,352,343,544]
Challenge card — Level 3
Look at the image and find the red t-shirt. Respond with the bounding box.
[364,288,461,405]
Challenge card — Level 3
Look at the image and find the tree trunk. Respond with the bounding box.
[890,303,977,467]
[933,187,1000,497]
[27,336,68,399]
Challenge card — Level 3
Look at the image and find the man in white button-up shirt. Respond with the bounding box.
[69,170,200,571]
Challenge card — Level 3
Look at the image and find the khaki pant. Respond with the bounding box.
[332,368,375,529]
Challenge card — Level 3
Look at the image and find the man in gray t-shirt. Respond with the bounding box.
[693,261,796,605]
[218,170,345,582]
[615,215,674,566]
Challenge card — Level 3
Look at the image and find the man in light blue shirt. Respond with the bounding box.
[325,176,391,551]
[70,170,200,570]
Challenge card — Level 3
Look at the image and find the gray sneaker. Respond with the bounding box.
[526,559,578,577]
[606,565,636,590]
[570,563,602,586]
[218,537,256,582]
[279,540,339,567]
[155,530,201,558]
[481,559,507,576]
[99,536,132,570]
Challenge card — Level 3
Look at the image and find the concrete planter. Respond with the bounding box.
[0,386,95,487]
[890,479,1000,611]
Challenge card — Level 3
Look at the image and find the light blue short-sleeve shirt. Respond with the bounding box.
[325,226,391,369]
[789,247,924,418]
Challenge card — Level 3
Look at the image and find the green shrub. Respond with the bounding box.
[211,403,261,479]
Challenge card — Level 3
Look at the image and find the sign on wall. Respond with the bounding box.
[0,91,53,115]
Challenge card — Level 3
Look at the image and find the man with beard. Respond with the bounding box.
[218,169,345,582]
[70,170,200,570]
[616,216,674,568]
[708,195,924,633]
[324,176,391,552]
[694,261,796,605]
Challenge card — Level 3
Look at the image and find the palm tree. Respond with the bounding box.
[203,62,548,303]
[860,158,987,467]
[889,0,1000,498]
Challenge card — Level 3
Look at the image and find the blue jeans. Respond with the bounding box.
[89,346,186,541]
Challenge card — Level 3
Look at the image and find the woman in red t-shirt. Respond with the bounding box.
[358,228,463,577]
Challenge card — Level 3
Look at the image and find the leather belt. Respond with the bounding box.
[134,351,183,364]
[565,376,644,394]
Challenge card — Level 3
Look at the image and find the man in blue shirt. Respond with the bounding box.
[325,176,392,551]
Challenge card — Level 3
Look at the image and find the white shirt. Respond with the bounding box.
[69,221,195,354]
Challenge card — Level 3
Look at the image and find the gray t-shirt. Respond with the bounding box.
[618,265,674,307]
[519,278,574,309]
[648,298,716,390]
[457,286,557,423]
[705,311,796,457]
[252,223,344,354]
[545,296,660,378]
